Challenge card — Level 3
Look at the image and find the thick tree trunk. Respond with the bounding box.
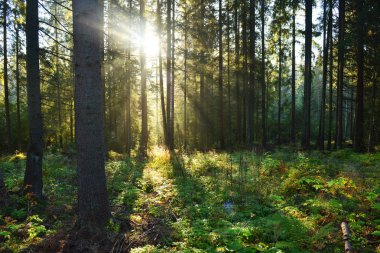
[72,0,110,231]
[302,0,312,149]
[24,0,43,199]
[353,0,365,152]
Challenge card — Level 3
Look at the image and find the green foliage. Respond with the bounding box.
[0,148,379,252]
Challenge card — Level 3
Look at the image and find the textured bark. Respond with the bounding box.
[302,0,312,149]
[24,0,43,199]
[353,0,365,152]
[72,0,110,231]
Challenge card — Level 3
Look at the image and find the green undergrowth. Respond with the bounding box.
[0,148,379,252]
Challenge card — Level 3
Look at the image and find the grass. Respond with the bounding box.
[0,147,379,252]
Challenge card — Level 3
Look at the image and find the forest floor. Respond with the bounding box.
[0,147,379,252]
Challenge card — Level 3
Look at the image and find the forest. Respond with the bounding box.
[0,0,379,252]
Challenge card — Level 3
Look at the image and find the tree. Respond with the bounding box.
[140,0,148,156]
[24,0,43,199]
[218,0,225,148]
[317,0,329,151]
[72,0,110,231]
[247,0,255,147]
[260,0,266,148]
[335,0,345,149]
[291,0,297,143]
[302,0,312,149]
[353,0,365,152]
[3,0,12,150]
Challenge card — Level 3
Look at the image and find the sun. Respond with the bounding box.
[142,22,159,58]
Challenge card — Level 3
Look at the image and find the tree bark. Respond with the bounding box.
[219,0,225,148]
[24,0,44,199]
[353,0,365,152]
[291,0,296,143]
[140,0,148,156]
[3,0,12,150]
[335,0,345,149]
[72,0,110,231]
[302,0,312,149]
[318,0,329,151]
[234,0,241,144]
[260,0,266,148]
[327,0,333,150]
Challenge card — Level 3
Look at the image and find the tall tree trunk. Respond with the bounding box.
[183,0,188,149]
[278,0,282,145]
[241,0,247,141]
[260,0,266,148]
[166,0,172,149]
[219,0,225,148]
[140,0,148,156]
[353,0,365,152]
[335,0,345,149]
[72,0,110,231]
[234,0,241,143]
[16,26,21,150]
[318,0,329,150]
[302,0,312,149]
[54,4,63,148]
[327,0,333,150]
[247,0,255,147]
[170,0,175,149]
[157,0,167,147]
[291,0,296,143]
[227,0,231,147]
[125,49,131,155]
[24,0,43,198]
[3,0,12,150]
